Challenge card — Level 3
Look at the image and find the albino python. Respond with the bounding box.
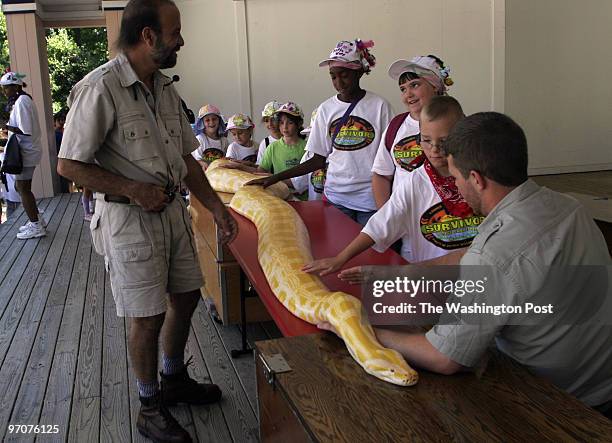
[206,160,418,386]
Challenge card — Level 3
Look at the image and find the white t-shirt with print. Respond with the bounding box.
[371,113,422,191]
[291,151,325,201]
[362,166,483,262]
[306,91,393,212]
[192,134,229,162]
[8,94,42,167]
[226,141,259,163]
[256,135,279,165]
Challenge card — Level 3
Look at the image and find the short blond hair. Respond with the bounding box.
[422,96,464,122]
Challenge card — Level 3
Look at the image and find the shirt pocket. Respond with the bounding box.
[119,112,158,161]
[165,118,181,137]
[164,118,182,145]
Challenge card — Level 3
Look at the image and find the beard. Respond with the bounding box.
[463,190,482,216]
[152,38,178,69]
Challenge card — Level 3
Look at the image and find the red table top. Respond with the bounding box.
[228,200,406,337]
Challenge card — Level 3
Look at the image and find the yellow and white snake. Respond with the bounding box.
[206,160,418,386]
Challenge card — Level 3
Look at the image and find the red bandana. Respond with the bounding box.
[423,158,472,218]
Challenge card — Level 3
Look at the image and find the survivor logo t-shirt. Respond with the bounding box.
[420,201,483,250]
[372,113,422,191]
[226,141,258,163]
[306,91,394,212]
[362,166,484,262]
[192,134,229,166]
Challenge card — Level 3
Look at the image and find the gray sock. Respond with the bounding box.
[162,353,184,376]
[137,379,159,398]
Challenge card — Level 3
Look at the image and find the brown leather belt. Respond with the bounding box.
[103,187,178,205]
[104,194,131,204]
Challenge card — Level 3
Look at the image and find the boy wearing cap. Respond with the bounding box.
[259,102,306,175]
[248,39,393,226]
[257,100,282,165]
[225,113,258,162]
[0,72,46,239]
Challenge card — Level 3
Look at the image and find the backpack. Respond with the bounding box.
[385,112,425,171]
[0,134,23,175]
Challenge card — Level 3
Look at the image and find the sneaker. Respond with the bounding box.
[160,356,222,406]
[18,221,34,232]
[16,222,46,239]
[137,394,192,443]
[19,212,47,231]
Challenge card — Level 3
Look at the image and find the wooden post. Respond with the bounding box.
[104,9,123,59]
[5,12,57,197]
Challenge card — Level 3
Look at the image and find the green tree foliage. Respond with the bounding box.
[46,27,108,113]
[0,13,11,121]
[0,14,9,70]
[0,13,107,116]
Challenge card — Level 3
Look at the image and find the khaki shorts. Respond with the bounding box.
[90,197,204,317]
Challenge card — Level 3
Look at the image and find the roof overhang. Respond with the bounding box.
[1,0,126,26]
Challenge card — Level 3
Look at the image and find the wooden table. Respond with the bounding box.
[191,192,271,325]
[256,334,612,442]
[227,201,406,337]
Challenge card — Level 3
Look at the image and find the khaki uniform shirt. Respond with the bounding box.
[59,52,198,187]
[427,180,612,406]
[58,54,204,317]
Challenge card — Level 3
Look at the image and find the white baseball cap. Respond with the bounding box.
[388,56,443,81]
[227,113,254,130]
[0,72,25,86]
[318,40,362,67]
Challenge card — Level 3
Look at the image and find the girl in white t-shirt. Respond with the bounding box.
[225,114,258,163]
[371,55,454,208]
[247,39,392,227]
[192,104,229,170]
[256,101,282,164]
[303,96,483,277]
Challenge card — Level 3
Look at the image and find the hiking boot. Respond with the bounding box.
[16,221,46,239]
[137,394,192,443]
[160,357,222,406]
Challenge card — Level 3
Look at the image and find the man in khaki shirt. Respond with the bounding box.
[58,0,237,441]
[321,112,612,418]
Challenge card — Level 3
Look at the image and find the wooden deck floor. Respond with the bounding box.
[0,193,281,442]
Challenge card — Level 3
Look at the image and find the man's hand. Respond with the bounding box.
[129,182,169,212]
[213,206,238,244]
[338,265,378,285]
[302,257,345,276]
